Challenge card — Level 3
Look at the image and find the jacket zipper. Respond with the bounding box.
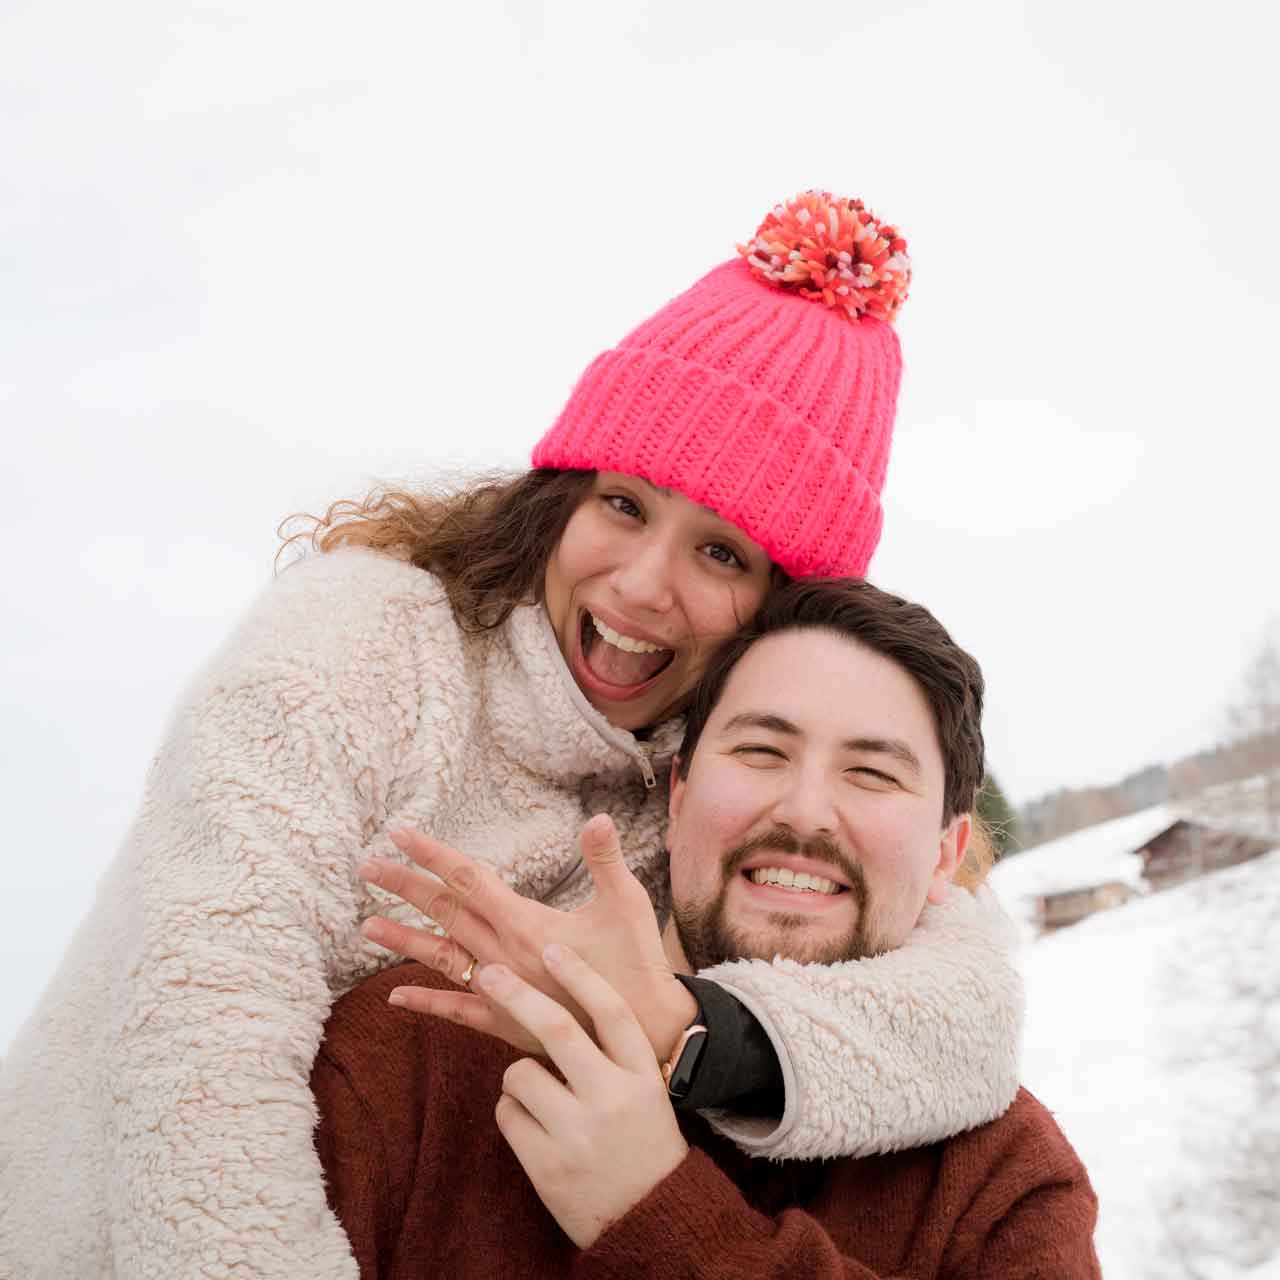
[541,746,657,903]
[636,744,656,790]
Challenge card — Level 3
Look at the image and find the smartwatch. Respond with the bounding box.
[660,1018,709,1101]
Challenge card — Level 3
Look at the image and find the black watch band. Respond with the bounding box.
[661,1021,709,1100]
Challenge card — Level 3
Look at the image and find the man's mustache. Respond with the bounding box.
[722,826,866,893]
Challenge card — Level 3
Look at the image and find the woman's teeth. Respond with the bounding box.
[748,867,842,895]
[591,613,666,654]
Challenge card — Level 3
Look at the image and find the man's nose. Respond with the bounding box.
[609,531,677,615]
[769,764,839,836]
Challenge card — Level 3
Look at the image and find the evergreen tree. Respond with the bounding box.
[977,772,1021,859]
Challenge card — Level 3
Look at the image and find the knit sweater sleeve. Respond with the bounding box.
[311,1051,398,1280]
[699,884,1024,1160]
[572,1148,885,1279]
[572,1116,1100,1279]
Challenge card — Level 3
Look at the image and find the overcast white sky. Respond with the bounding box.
[2,0,1277,1050]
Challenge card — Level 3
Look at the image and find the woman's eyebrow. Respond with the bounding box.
[636,476,737,526]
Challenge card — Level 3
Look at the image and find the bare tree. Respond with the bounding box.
[1225,620,1280,830]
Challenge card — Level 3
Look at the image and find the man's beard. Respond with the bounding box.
[671,826,878,970]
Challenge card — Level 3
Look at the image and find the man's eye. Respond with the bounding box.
[734,744,785,760]
[850,767,897,786]
[604,494,642,519]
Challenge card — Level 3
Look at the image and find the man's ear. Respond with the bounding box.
[668,757,685,827]
[927,812,971,905]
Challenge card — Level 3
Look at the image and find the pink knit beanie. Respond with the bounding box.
[531,192,911,578]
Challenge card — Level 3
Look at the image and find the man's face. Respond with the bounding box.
[665,627,969,969]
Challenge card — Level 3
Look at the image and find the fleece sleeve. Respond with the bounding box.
[698,885,1025,1160]
[97,657,391,1279]
[571,1144,1101,1279]
[86,556,468,1279]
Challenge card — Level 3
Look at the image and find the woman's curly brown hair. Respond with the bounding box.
[279,469,596,632]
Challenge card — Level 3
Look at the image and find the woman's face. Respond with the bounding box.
[544,472,774,731]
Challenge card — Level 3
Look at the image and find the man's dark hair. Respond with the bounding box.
[677,578,986,824]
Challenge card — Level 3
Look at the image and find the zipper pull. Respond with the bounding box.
[636,745,656,790]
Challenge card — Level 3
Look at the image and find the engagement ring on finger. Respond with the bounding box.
[460,957,476,988]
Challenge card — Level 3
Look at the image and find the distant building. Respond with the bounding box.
[988,805,1169,935]
[1135,820,1274,893]
[990,802,1276,934]
[1037,882,1137,931]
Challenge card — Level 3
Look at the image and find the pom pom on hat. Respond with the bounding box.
[738,190,911,323]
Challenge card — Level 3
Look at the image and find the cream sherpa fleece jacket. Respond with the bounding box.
[0,548,1022,1280]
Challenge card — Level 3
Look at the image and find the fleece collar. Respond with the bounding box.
[483,602,683,787]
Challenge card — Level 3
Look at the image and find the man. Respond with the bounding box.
[312,579,1100,1277]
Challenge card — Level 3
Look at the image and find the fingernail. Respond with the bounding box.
[388,990,408,1006]
[475,964,510,992]
[388,829,411,850]
[362,919,386,942]
[543,943,566,967]
[358,859,382,884]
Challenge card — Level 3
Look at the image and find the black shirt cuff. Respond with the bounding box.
[670,974,784,1116]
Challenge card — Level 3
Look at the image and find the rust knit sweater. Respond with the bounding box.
[312,966,1100,1279]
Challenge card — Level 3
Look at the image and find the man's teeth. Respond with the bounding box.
[748,867,841,895]
[590,613,666,655]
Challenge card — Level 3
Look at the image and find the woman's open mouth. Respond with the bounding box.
[576,609,676,698]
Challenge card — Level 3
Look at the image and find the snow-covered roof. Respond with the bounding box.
[989,802,1180,918]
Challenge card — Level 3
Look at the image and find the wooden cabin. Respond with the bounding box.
[1135,820,1273,893]
[1036,881,1137,930]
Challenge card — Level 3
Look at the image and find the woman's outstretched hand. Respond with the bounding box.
[357,815,697,1062]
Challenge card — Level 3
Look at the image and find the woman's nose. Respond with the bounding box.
[609,532,677,615]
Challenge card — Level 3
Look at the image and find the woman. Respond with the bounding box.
[0,192,1021,1280]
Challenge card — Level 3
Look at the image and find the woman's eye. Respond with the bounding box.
[702,542,746,569]
[604,494,642,519]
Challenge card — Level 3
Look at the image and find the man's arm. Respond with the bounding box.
[477,947,1100,1280]
[311,1051,396,1280]
[571,1144,1101,1280]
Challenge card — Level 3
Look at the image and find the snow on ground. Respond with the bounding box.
[994,848,1280,1278]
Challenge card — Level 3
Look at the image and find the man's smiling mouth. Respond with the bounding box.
[745,867,845,895]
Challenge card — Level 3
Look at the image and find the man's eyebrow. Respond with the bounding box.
[845,737,922,775]
[719,712,800,736]
[720,716,923,775]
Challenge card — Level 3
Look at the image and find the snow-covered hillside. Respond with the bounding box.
[993,848,1280,1278]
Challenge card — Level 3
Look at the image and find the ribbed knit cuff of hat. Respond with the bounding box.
[532,337,886,580]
